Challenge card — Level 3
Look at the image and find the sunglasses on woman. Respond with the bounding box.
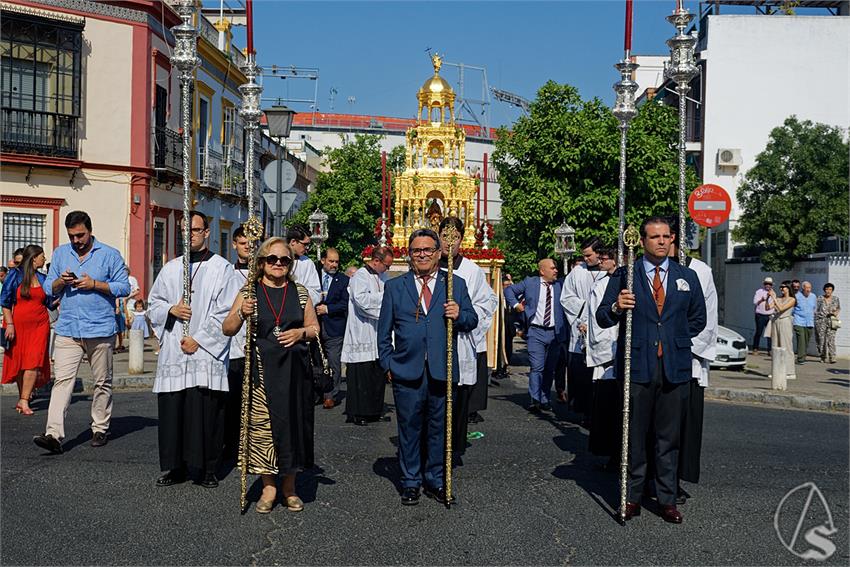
[262,255,292,267]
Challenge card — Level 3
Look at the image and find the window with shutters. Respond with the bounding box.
[0,12,82,158]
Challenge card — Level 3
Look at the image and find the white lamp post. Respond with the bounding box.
[554,222,576,275]
[308,207,329,260]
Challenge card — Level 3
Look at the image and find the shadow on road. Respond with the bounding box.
[372,456,403,494]
[298,466,335,504]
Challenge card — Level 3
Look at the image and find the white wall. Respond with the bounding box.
[632,54,667,99]
[700,15,850,258]
[723,255,849,357]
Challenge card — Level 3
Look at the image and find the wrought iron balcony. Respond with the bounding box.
[221,144,244,195]
[152,126,183,174]
[201,145,223,190]
[1,108,78,159]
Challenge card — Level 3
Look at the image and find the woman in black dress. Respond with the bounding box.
[223,237,319,513]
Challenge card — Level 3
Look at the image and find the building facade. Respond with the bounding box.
[1,0,314,292]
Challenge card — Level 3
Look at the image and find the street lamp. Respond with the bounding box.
[263,105,297,236]
[308,207,329,260]
[554,222,576,275]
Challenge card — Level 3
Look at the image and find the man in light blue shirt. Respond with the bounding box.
[33,211,129,454]
[792,281,817,364]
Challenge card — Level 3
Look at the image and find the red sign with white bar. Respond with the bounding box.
[688,183,731,228]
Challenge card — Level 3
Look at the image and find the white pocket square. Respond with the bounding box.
[676,278,690,292]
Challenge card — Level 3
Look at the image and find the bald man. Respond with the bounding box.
[504,259,568,411]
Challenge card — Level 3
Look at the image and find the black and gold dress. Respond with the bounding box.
[241,282,315,475]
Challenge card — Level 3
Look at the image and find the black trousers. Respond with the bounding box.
[753,313,771,351]
[628,362,688,506]
[468,352,489,413]
[222,357,245,461]
[554,343,569,394]
[452,384,472,456]
[678,381,704,483]
[567,351,593,416]
[158,387,226,474]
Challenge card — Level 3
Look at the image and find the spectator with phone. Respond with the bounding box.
[33,211,129,454]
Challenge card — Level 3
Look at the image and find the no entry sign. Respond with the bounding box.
[688,184,731,228]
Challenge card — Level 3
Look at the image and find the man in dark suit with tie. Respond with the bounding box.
[503,259,567,412]
[316,247,349,409]
[378,228,478,506]
[596,216,706,524]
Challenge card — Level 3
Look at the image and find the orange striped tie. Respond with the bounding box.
[653,267,665,357]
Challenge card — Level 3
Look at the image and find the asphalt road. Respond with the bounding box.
[2,382,848,566]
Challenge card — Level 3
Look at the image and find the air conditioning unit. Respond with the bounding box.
[717,148,742,167]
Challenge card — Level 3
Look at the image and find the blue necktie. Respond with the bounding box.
[323,273,331,293]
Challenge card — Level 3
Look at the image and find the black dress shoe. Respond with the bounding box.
[527,402,541,413]
[540,402,553,412]
[156,469,187,487]
[353,418,368,426]
[200,472,219,488]
[401,487,420,506]
[376,416,391,422]
[660,504,683,524]
[676,485,690,505]
[623,502,641,520]
[33,434,63,454]
[423,485,455,504]
[90,431,108,447]
[468,412,484,424]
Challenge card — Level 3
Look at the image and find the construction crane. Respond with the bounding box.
[491,87,530,114]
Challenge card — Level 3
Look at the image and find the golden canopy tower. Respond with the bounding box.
[391,53,477,249]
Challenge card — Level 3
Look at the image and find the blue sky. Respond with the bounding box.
[231,1,718,128]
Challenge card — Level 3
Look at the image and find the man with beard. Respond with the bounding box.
[34,211,130,454]
[148,211,240,488]
[560,237,607,425]
[596,216,706,523]
[341,246,394,425]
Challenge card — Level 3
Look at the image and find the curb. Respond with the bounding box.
[504,373,847,414]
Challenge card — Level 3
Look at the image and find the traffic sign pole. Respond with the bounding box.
[275,145,283,236]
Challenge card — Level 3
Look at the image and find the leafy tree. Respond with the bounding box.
[288,134,405,266]
[733,116,849,272]
[493,81,697,277]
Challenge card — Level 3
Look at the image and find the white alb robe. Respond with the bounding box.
[687,258,718,387]
[228,264,249,360]
[149,253,240,393]
[443,257,498,386]
[587,275,618,381]
[292,255,321,306]
[341,266,386,364]
[560,263,608,354]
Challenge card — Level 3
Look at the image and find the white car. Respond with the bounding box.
[710,325,749,369]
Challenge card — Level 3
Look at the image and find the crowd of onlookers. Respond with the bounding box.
[752,276,841,365]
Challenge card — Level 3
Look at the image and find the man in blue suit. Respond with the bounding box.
[596,216,706,524]
[316,247,349,409]
[378,228,478,506]
[504,259,567,412]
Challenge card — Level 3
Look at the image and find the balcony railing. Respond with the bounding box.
[1,108,78,158]
[221,144,245,195]
[201,145,223,190]
[153,126,183,174]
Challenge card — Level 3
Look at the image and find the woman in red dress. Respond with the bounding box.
[1,245,52,415]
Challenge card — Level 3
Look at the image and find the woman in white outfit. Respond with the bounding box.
[770,282,797,388]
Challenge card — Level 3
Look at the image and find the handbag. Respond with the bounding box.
[312,335,334,395]
[829,316,842,331]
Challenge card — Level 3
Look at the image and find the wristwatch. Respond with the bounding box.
[611,302,623,316]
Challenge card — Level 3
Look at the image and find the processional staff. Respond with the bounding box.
[440,222,460,509]
[236,0,265,513]
[170,0,199,336]
[619,226,641,524]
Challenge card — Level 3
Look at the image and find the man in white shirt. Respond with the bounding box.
[286,224,321,306]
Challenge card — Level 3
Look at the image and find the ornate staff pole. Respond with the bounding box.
[441,222,460,509]
[236,0,264,513]
[613,0,638,267]
[170,0,200,336]
[619,225,641,524]
[665,0,699,264]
